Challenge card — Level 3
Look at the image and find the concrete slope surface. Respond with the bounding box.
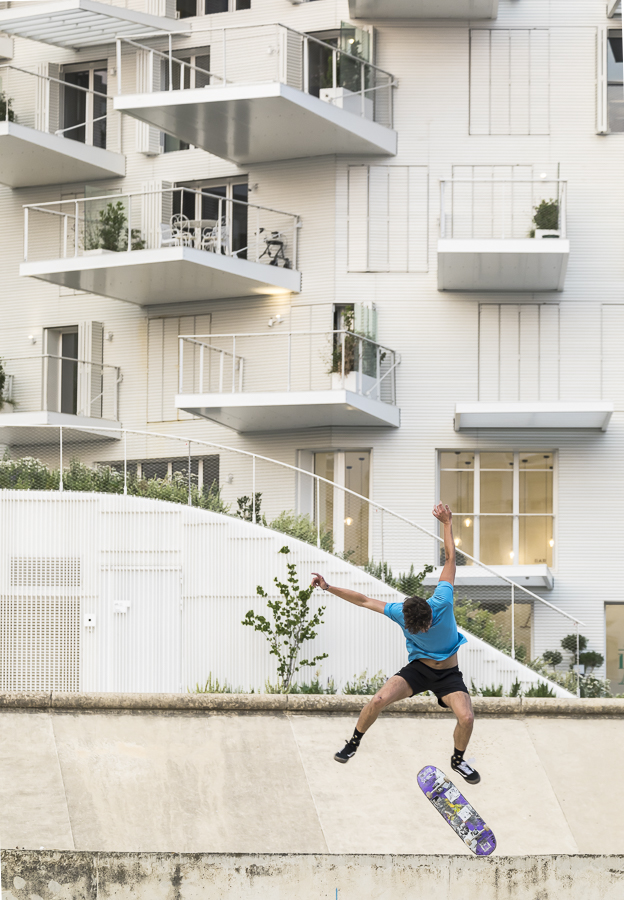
[1,698,623,857]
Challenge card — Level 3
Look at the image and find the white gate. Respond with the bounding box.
[100,568,181,693]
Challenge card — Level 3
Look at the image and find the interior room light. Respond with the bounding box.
[344,517,353,526]
[464,518,472,527]
[509,551,515,559]
[454,537,461,546]
[549,538,555,547]
[349,38,355,43]
[540,172,547,179]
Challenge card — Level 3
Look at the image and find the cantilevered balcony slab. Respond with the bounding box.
[0,121,125,188]
[455,402,614,432]
[20,247,301,305]
[175,390,400,432]
[0,0,181,50]
[0,411,120,447]
[438,239,570,292]
[114,82,397,165]
[424,565,553,590]
[349,0,498,18]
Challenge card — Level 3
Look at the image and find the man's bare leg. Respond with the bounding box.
[442,691,480,784]
[334,675,412,763]
[356,675,413,732]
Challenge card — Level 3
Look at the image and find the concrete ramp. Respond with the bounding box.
[1,694,622,859]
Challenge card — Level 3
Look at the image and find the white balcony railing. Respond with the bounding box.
[440,178,568,240]
[115,24,395,129]
[0,64,119,151]
[22,187,300,270]
[0,355,121,421]
[178,331,400,405]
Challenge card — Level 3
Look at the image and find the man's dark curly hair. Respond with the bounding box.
[403,595,432,634]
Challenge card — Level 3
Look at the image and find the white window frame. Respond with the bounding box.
[437,450,558,570]
[598,27,624,134]
[61,59,107,148]
[177,0,250,17]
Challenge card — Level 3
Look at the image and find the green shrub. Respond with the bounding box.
[0,92,16,123]
[192,674,243,693]
[532,198,559,231]
[85,201,146,252]
[542,650,563,667]
[508,679,523,697]
[480,684,504,697]
[343,670,386,695]
[561,633,587,655]
[579,674,611,698]
[579,650,604,674]
[269,510,334,553]
[524,681,556,698]
[363,560,434,595]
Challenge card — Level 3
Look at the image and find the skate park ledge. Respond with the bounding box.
[2,851,624,900]
[1,691,623,715]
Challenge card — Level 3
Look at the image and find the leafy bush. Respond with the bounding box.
[236,492,265,524]
[269,510,334,553]
[508,679,522,697]
[343,670,386,695]
[85,201,146,252]
[524,681,556,698]
[579,650,604,674]
[454,597,527,661]
[192,674,242,693]
[561,633,587,655]
[532,198,559,231]
[0,357,16,412]
[480,684,504,697]
[542,650,563,667]
[578,674,612,698]
[0,92,16,123]
[362,560,434,596]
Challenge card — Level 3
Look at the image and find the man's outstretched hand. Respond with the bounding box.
[311,572,329,591]
[433,503,452,525]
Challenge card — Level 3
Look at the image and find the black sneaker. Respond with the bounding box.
[451,757,481,785]
[334,738,359,764]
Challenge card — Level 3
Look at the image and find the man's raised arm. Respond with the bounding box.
[433,503,456,586]
[311,573,386,614]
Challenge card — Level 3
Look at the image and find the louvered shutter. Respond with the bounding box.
[478,305,500,401]
[136,49,161,156]
[142,180,172,249]
[77,321,104,418]
[347,166,369,271]
[469,31,491,135]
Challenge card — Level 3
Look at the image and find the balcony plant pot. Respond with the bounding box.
[319,86,373,120]
[83,248,117,256]
[534,229,561,239]
[331,370,379,398]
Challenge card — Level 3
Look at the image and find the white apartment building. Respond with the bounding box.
[0,0,622,693]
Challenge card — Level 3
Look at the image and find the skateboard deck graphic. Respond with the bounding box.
[417,765,496,856]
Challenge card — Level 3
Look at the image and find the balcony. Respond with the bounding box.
[438,179,570,292]
[0,65,125,187]
[0,354,121,446]
[0,0,181,50]
[20,187,301,305]
[174,331,401,432]
[455,401,614,432]
[113,26,397,165]
[349,0,498,19]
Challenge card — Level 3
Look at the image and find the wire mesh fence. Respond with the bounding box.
[0,424,586,696]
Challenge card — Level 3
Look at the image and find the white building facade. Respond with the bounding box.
[0,0,623,693]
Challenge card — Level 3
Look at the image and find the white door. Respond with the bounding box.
[100,568,181,693]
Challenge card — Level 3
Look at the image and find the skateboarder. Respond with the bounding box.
[311,502,480,785]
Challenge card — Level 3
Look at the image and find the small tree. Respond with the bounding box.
[242,546,328,692]
[579,650,604,674]
[0,92,16,123]
[542,650,563,668]
[85,201,146,252]
[530,198,559,236]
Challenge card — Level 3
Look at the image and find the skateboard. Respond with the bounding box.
[417,765,496,856]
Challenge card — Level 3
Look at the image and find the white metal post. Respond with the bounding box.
[287,333,291,391]
[252,456,256,523]
[127,195,132,252]
[316,477,321,549]
[358,336,363,393]
[178,338,184,393]
[341,331,346,387]
[303,37,309,94]
[511,583,515,659]
[168,34,173,90]
[561,182,567,239]
[23,207,28,261]
[380,508,384,579]
[188,441,192,506]
[123,429,127,496]
[293,216,299,270]
[58,426,63,492]
[219,350,224,392]
[199,343,204,393]
[63,214,68,258]
[232,336,236,392]
[576,622,581,698]
[440,181,446,238]
[223,29,227,83]
[74,201,79,256]
[116,39,122,95]
[360,62,365,117]
[332,49,337,92]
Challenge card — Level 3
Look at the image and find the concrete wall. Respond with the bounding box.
[2,851,624,900]
[1,694,623,858]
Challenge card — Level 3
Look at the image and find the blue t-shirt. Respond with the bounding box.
[383,581,467,662]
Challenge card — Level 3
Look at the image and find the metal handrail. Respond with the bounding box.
[12,423,583,631]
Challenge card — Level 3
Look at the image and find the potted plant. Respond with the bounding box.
[530,198,560,239]
[84,200,146,254]
[319,40,373,120]
[328,306,382,397]
[0,357,16,413]
[0,91,17,123]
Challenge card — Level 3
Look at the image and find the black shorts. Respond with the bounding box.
[396,658,469,709]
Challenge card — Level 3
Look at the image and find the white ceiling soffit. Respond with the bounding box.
[607,0,621,18]
[454,401,614,432]
[0,0,184,50]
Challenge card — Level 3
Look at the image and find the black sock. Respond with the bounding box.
[351,727,364,745]
[452,747,465,764]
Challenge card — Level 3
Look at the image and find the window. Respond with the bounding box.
[469,30,549,135]
[605,604,624,696]
[172,178,249,258]
[439,451,555,567]
[608,30,623,132]
[62,61,107,149]
[43,323,104,418]
[314,451,370,565]
[161,49,210,151]
[176,0,249,16]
